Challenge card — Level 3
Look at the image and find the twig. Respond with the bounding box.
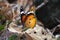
[36,0,48,10]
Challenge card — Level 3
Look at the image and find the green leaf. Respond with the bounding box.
[22,27,30,31]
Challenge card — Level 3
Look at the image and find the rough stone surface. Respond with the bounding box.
[8,22,57,40]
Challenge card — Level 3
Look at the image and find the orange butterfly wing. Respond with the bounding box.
[24,13,36,28]
[21,14,26,24]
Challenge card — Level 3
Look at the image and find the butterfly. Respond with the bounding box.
[21,13,36,29]
[20,6,36,29]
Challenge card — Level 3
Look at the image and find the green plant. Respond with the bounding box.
[8,34,17,40]
[57,37,60,40]
[0,24,5,31]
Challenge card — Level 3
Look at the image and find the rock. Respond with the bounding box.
[25,24,56,40]
[8,21,57,40]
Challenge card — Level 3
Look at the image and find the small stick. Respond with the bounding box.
[36,0,48,10]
